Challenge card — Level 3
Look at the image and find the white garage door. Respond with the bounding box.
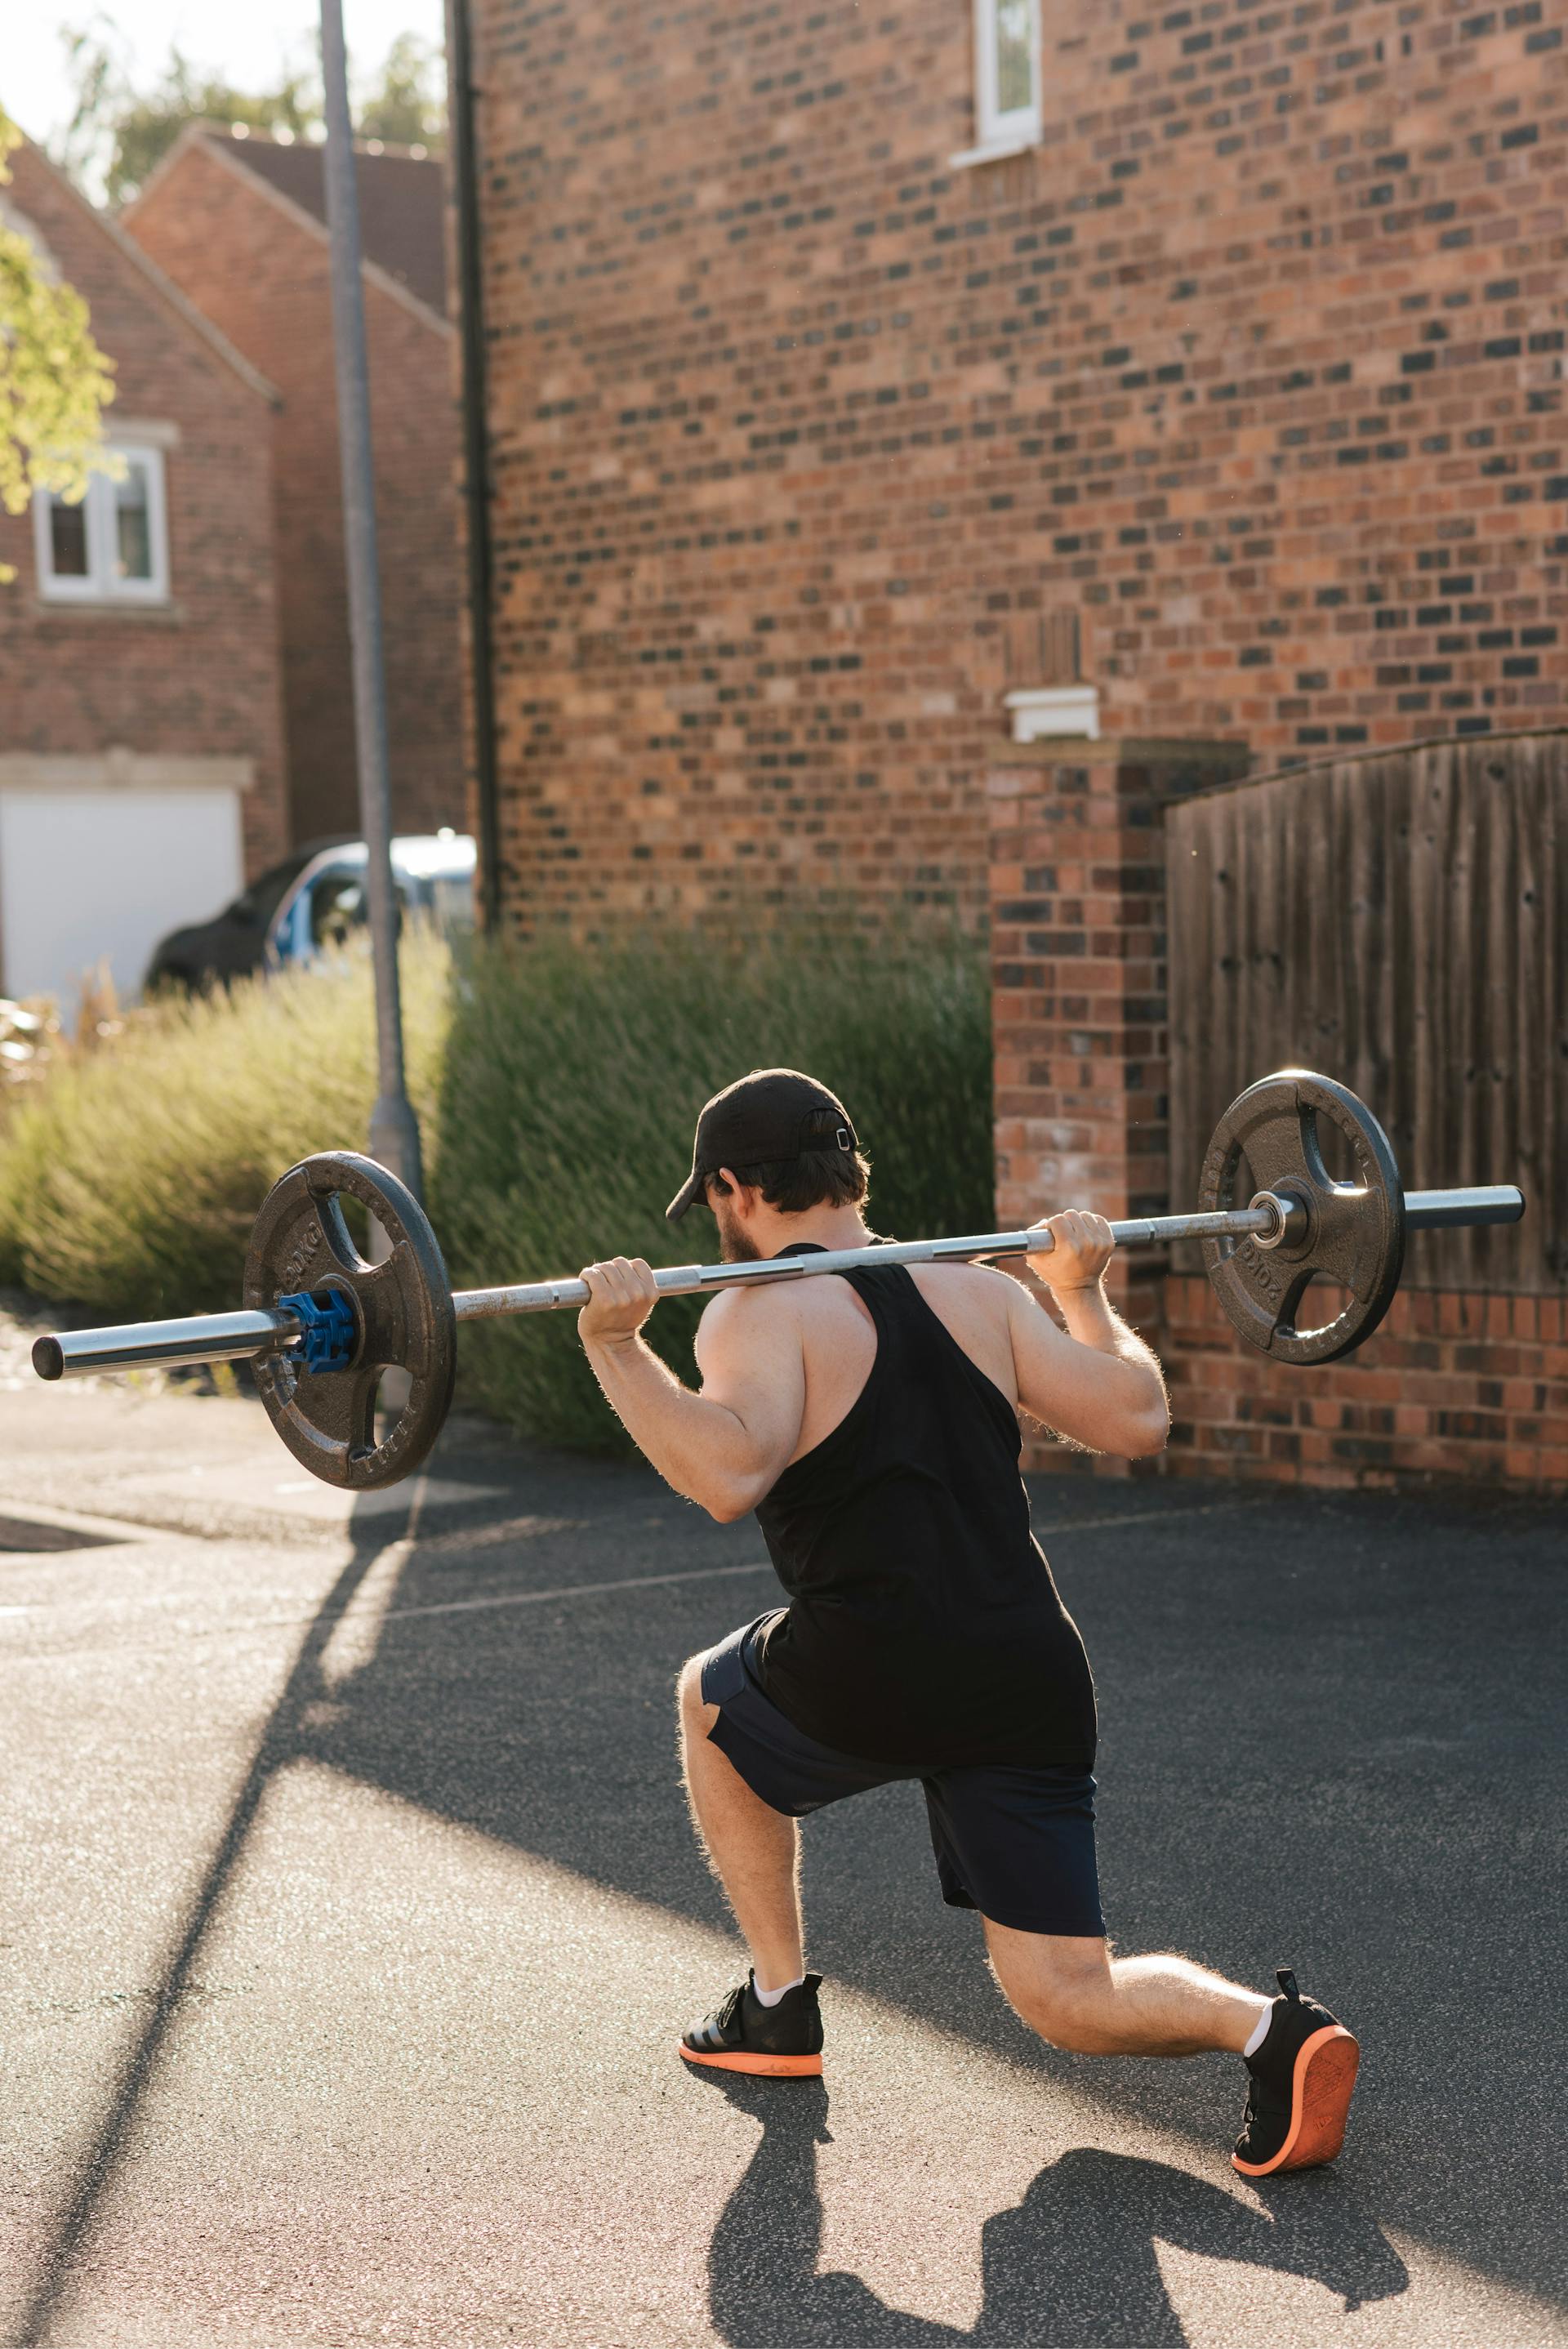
[0,787,243,1012]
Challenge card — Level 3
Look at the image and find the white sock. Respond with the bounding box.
[751,1972,805,2008]
[1242,2000,1275,2060]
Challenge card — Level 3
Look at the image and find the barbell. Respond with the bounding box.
[30,1068,1524,1492]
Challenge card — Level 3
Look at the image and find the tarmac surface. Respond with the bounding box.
[0,1362,1563,2347]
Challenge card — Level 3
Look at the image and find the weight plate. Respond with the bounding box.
[243,1152,457,1490]
[1197,1069,1406,1365]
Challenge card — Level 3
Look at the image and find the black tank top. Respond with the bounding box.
[751,1248,1097,1770]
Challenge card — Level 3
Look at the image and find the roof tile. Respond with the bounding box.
[213,133,447,316]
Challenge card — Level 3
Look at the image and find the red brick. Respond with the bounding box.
[0,142,287,880]
[466,0,1568,931]
[124,133,463,841]
[458,5,1568,1497]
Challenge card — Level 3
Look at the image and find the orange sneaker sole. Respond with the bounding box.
[679,2043,823,2078]
[1232,2023,1360,2177]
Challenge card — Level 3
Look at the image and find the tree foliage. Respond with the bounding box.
[355,35,447,154]
[0,106,118,586]
[56,18,447,211]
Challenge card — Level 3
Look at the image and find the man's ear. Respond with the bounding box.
[716,1166,751,1218]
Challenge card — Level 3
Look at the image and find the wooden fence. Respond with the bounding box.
[1166,730,1565,1293]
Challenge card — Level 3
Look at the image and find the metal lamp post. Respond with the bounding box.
[317,0,424,1197]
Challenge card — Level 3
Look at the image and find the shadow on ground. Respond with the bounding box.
[292,1446,1565,2314]
[697,2073,1410,2346]
[13,1442,1564,2345]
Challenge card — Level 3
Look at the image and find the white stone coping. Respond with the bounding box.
[1002,684,1101,742]
[0,749,256,793]
[949,131,1040,170]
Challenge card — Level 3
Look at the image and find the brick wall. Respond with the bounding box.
[988,747,1567,1494]
[0,142,288,882]
[470,0,1566,934]
[991,738,1250,1233]
[1164,1276,1568,1487]
[124,136,466,845]
[990,737,1223,1473]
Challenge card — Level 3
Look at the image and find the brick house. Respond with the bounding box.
[123,128,466,845]
[0,136,289,1010]
[457,0,1564,935]
[456,0,1565,1489]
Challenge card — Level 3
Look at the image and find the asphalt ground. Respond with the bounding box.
[0,1369,1563,2348]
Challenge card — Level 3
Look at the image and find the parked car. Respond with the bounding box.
[145,832,476,993]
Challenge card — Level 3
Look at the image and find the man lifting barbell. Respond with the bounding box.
[575,1069,1359,2179]
[30,1068,1523,2172]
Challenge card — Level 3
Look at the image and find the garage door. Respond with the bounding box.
[0,787,243,1012]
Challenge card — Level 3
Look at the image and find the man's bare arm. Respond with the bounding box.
[1005,1210,1170,1458]
[577,1259,805,1520]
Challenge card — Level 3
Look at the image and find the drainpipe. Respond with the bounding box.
[444,0,503,931]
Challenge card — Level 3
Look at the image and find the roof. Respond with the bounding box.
[2,134,278,405]
[207,133,448,316]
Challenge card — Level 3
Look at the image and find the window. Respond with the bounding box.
[33,444,170,604]
[960,0,1041,162]
[309,872,369,952]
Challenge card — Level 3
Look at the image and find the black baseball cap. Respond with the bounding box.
[666,1068,859,1222]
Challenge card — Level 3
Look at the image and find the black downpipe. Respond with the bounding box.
[445,0,503,929]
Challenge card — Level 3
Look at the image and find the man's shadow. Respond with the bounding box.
[702,2075,1409,2349]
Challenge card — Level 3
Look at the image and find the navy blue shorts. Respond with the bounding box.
[699,1614,1105,1939]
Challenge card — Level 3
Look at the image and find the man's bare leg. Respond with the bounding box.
[679,1658,804,1989]
[985,1922,1268,2057]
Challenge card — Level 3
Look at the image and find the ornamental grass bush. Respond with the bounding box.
[0,920,992,1455]
[0,929,452,1317]
[430,921,992,1453]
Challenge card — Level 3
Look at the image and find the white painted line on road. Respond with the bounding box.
[0,1495,1263,1663]
[0,1559,781,1666]
[250,1498,1258,1639]
[361,1498,1262,1631]
[1036,1496,1267,1538]
[371,1554,777,1627]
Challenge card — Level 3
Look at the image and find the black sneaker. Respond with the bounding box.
[679,1971,824,2078]
[1233,1968,1360,2177]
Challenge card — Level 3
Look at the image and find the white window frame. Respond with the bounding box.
[953,0,1042,169]
[33,441,171,604]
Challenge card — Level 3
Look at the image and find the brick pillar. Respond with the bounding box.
[989,736,1248,1474]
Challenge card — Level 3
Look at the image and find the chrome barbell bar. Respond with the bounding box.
[29,1182,1526,1384]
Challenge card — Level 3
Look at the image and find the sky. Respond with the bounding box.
[4,0,447,153]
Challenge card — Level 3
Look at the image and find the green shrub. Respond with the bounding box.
[0,920,994,1458]
[0,930,452,1315]
[431,922,993,1453]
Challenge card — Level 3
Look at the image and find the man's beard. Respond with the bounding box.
[712,1198,762,1263]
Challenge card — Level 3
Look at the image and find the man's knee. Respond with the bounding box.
[988,1932,1114,2052]
[1014,1975,1115,2053]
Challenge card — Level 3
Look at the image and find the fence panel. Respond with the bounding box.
[1166,732,1565,1292]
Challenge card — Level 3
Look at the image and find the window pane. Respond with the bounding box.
[114,458,153,581]
[48,494,90,578]
[995,0,1036,114]
[310,876,368,949]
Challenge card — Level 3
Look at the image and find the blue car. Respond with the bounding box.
[145,832,476,992]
